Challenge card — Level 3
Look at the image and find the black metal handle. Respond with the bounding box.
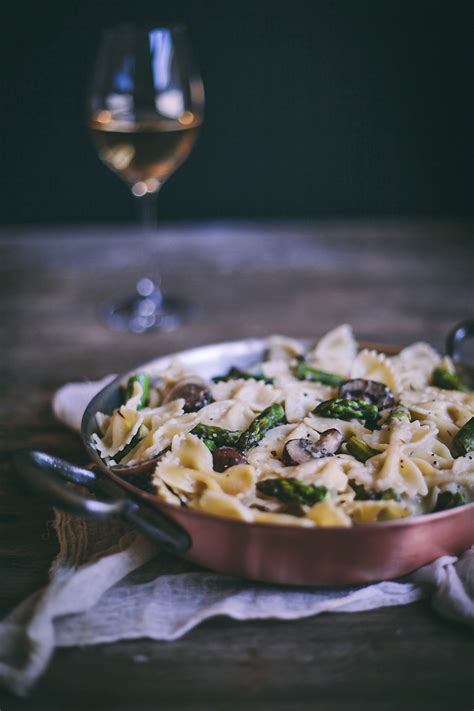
[11,450,191,554]
[446,320,474,362]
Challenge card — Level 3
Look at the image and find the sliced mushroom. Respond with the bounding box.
[212,447,248,473]
[317,428,345,453]
[163,377,213,412]
[282,428,343,466]
[340,378,395,409]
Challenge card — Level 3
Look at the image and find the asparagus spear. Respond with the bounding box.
[452,417,474,457]
[432,366,467,392]
[313,398,379,429]
[295,362,344,387]
[434,490,467,511]
[191,424,242,451]
[346,437,378,463]
[126,373,151,410]
[349,480,400,502]
[257,477,328,505]
[238,404,285,452]
[212,367,273,385]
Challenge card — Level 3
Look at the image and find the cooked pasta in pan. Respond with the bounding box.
[91,325,474,526]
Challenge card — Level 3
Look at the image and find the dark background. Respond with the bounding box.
[3,0,473,225]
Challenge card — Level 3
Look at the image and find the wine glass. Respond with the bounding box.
[87,23,204,332]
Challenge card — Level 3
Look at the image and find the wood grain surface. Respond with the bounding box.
[1,220,473,710]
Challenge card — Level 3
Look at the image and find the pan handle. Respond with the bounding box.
[446,320,474,362]
[11,450,191,554]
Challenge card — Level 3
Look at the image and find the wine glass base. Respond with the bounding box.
[101,294,194,333]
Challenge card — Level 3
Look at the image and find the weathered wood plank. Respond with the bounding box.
[0,603,472,710]
[1,221,472,424]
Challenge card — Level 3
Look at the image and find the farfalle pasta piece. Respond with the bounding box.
[155,479,182,505]
[423,456,474,493]
[391,342,441,390]
[195,399,257,431]
[176,432,214,470]
[282,382,334,423]
[344,500,411,523]
[150,358,196,390]
[95,411,110,435]
[403,386,474,407]
[191,489,255,522]
[413,437,454,472]
[407,397,474,446]
[261,358,296,384]
[91,406,143,459]
[143,399,186,430]
[116,400,190,464]
[124,412,199,464]
[306,324,356,377]
[337,453,378,488]
[372,420,428,497]
[212,379,282,411]
[306,499,352,526]
[218,464,256,496]
[247,425,294,479]
[265,335,305,362]
[350,349,399,393]
[155,462,222,496]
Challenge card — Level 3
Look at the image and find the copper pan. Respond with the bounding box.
[13,322,474,585]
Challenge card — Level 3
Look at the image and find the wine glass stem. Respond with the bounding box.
[137,190,159,231]
[135,191,164,307]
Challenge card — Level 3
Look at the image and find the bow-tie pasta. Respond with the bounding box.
[91,325,474,526]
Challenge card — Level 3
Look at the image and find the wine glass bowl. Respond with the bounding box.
[87,24,204,332]
[90,115,201,197]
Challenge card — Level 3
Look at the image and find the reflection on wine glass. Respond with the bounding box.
[87,24,204,332]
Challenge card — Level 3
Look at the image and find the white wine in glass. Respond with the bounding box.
[87,23,204,332]
[89,117,201,195]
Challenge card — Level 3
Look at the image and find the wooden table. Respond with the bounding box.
[1,220,473,710]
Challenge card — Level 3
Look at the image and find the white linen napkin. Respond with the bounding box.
[1,379,473,696]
